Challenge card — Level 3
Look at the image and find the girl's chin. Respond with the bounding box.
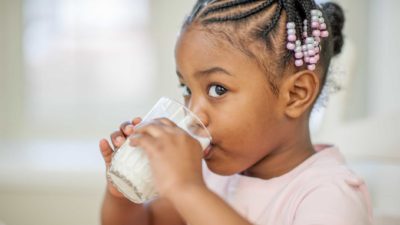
[206,164,238,176]
[204,158,239,176]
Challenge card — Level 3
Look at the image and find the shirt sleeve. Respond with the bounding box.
[293,179,373,225]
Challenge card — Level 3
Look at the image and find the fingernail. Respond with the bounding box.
[133,117,142,124]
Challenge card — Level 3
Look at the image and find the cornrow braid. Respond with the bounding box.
[185,0,211,25]
[262,0,283,37]
[282,0,302,37]
[203,0,276,24]
[201,0,263,18]
[183,0,344,94]
[297,0,313,36]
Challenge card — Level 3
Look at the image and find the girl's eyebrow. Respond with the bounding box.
[176,67,233,79]
[195,67,233,77]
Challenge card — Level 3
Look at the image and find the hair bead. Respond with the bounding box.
[295,59,304,67]
[286,9,329,71]
[288,34,297,41]
[287,42,296,50]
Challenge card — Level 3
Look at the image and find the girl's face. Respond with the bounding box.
[175,28,290,176]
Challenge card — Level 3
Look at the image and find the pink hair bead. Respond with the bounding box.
[308,49,316,56]
[314,47,320,53]
[295,52,304,59]
[304,56,310,63]
[312,30,321,37]
[321,31,329,37]
[309,57,318,64]
[320,23,327,30]
[308,64,316,71]
[287,42,296,50]
[312,21,319,28]
[288,34,297,42]
[295,59,304,67]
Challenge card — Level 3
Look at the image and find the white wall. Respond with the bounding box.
[368,0,400,116]
[149,0,196,100]
[0,0,24,138]
[331,0,371,120]
[0,1,196,225]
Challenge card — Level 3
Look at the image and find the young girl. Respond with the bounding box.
[99,0,373,224]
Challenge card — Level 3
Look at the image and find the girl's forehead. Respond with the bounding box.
[176,28,231,58]
[175,28,272,91]
[175,28,255,74]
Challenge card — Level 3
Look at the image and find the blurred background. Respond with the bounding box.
[0,0,399,224]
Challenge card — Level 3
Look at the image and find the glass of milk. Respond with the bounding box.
[107,97,212,203]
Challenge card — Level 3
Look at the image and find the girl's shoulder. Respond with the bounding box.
[202,146,373,225]
[272,146,374,225]
[283,145,370,199]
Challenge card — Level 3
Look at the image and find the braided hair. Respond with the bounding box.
[182,0,345,95]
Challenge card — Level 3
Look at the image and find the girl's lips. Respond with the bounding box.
[203,143,215,159]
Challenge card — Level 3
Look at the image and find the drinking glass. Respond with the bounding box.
[107,97,212,203]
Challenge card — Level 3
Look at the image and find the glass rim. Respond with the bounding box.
[158,96,212,142]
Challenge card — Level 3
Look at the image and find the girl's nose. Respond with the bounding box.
[186,98,209,128]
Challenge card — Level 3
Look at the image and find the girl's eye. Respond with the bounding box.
[180,84,191,97]
[208,84,227,97]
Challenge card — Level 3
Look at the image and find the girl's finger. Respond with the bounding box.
[132,117,142,125]
[119,121,133,136]
[110,130,126,149]
[135,122,167,139]
[99,139,114,166]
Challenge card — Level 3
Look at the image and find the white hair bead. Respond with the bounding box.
[286,22,296,29]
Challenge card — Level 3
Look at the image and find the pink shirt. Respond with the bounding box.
[203,146,373,225]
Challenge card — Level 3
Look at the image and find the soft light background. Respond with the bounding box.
[0,0,399,224]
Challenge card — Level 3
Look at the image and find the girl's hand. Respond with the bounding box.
[130,118,206,200]
[99,117,142,198]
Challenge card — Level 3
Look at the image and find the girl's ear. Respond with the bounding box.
[280,70,320,119]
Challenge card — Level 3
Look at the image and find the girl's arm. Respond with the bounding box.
[169,184,252,225]
[101,184,186,225]
[101,184,149,225]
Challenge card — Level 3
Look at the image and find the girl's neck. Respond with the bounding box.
[242,129,315,180]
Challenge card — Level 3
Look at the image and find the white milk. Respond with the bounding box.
[108,134,210,203]
[108,140,157,203]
